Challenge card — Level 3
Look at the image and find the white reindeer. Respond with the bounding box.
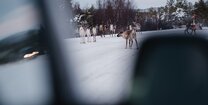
[92,27,97,42]
[79,26,86,44]
[110,24,114,37]
[86,28,91,42]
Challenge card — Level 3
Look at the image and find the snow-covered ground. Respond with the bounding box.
[64,35,139,104]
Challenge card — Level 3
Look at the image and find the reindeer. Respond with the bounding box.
[92,27,97,42]
[117,29,139,49]
[133,22,142,34]
[113,25,116,36]
[184,21,197,35]
[110,24,114,37]
[79,26,86,44]
[99,25,105,37]
[86,27,91,42]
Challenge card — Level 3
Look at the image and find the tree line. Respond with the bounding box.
[71,0,208,31]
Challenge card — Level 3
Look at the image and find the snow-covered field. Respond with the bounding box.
[64,35,139,104]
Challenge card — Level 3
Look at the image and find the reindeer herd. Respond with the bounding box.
[78,23,141,49]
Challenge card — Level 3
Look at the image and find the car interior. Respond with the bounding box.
[0,0,208,105]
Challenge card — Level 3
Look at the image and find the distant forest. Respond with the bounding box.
[70,0,208,31]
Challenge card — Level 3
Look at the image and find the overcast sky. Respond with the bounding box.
[72,0,199,9]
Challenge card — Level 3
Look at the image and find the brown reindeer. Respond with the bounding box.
[117,29,139,49]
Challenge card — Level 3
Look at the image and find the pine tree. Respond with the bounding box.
[194,0,208,23]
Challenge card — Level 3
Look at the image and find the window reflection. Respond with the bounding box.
[0,0,52,105]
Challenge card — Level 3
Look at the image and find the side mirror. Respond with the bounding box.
[131,34,208,105]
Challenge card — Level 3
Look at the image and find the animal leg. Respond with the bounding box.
[129,39,133,48]
[134,38,139,49]
[191,29,193,35]
[125,39,128,49]
[129,39,131,48]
